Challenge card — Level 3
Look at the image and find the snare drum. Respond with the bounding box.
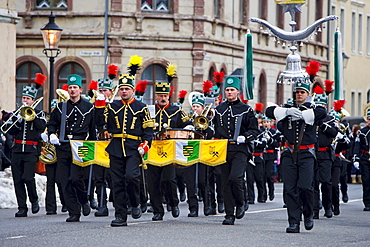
[157,129,204,140]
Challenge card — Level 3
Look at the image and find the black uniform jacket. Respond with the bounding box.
[96,98,154,158]
[8,109,46,154]
[212,99,259,154]
[353,125,370,160]
[154,103,191,133]
[261,127,279,160]
[316,115,338,160]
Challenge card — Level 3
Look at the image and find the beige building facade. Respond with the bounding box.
[13,0,332,112]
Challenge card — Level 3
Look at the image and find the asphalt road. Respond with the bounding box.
[1,183,369,247]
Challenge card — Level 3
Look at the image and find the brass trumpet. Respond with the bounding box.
[0,97,43,134]
[193,103,212,130]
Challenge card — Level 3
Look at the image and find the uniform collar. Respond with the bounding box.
[226,99,241,106]
[156,103,170,109]
[121,97,135,105]
[69,98,82,106]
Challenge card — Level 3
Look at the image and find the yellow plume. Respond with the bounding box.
[167,63,177,77]
[127,55,143,67]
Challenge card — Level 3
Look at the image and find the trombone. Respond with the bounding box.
[193,103,213,130]
[0,97,43,134]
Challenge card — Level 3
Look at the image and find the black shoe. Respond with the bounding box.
[152,213,163,221]
[147,206,154,213]
[141,203,147,213]
[127,206,132,215]
[222,216,235,225]
[61,205,68,213]
[286,223,300,233]
[304,216,314,230]
[167,204,172,212]
[269,194,275,201]
[257,200,266,203]
[15,209,28,217]
[283,204,287,208]
[333,206,340,215]
[342,194,349,203]
[66,215,80,222]
[236,204,245,219]
[188,211,198,217]
[82,203,91,216]
[313,211,319,219]
[180,192,186,202]
[324,208,333,218]
[46,211,57,215]
[171,205,180,218]
[248,200,255,205]
[198,195,203,202]
[90,199,98,210]
[111,217,127,227]
[244,203,249,211]
[94,206,109,217]
[31,201,40,214]
[363,207,370,211]
[218,202,225,213]
[131,205,142,219]
[209,208,217,215]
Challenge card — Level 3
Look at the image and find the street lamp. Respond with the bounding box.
[41,12,62,112]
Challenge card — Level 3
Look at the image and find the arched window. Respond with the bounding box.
[208,66,216,81]
[57,62,87,97]
[16,62,43,109]
[140,64,167,104]
[258,71,267,110]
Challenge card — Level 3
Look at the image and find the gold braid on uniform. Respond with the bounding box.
[142,106,154,128]
[181,110,190,122]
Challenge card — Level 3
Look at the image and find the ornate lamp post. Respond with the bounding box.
[41,12,63,111]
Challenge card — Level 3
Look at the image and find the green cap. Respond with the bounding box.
[262,115,272,121]
[329,110,341,121]
[192,94,205,107]
[67,74,82,87]
[118,74,135,89]
[294,81,310,93]
[98,78,114,90]
[22,85,38,99]
[155,82,171,94]
[224,76,240,90]
[313,94,328,106]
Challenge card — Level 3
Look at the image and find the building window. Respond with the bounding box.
[208,67,216,81]
[141,0,170,12]
[57,62,87,96]
[140,64,167,105]
[330,5,336,48]
[276,4,284,29]
[340,9,345,46]
[367,89,370,102]
[35,0,68,10]
[214,0,220,18]
[276,75,284,105]
[16,62,43,109]
[239,0,249,25]
[259,0,268,20]
[352,12,356,53]
[315,0,323,42]
[359,13,363,55]
[366,16,370,56]
[258,71,267,109]
[351,92,355,115]
[358,92,362,116]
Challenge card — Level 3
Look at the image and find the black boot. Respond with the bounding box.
[222,216,235,225]
[111,217,127,227]
[286,223,300,233]
[94,206,109,217]
[31,201,40,214]
[15,209,28,217]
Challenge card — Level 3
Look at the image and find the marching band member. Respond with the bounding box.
[95,60,154,226]
[353,103,370,211]
[212,76,259,225]
[5,74,47,217]
[266,81,326,233]
[47,74,96,222]
[148,81,192,221]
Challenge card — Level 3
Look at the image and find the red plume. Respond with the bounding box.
[202,80,213,94]
[107,64,119,79]
[240,94,249,104]
[213,71,225,87]
[333,100,346,112]
[135,80,148,96]
[34,73,47,89]
[62,84,69,91]
[170,86,174,97]
[313,85,324,94]
[255,103,264,113]
[324,80,334,95]
[178,90,187,104]
[89,81,98,90]
[306,60,322,76]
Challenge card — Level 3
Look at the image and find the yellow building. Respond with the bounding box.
[13,0,332,111]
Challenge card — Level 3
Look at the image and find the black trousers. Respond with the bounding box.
[313,158,332,212]
[360,157,370,207]
[176,168,186,194]
[45,163,65,212]
[281,149,315,224]
[11,152,39,210]
[264,159,275,200]
[110,153,141,219]
[56,146,89,216]
[332,157,342,209]
[93,165,109,207]
[246,155,265,202]
[147,164,179,215]
[340,160,349,196]
[184,163,209,213]
[208,166,223,209]
[220,151,247,217]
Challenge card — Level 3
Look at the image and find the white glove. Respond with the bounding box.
[286,108,302,121]
[49,134,60,145]
[237,135,246,144]
[261,137,267,143]
[353,162,360,170]
[184,125,195,131]
[336,132,344,140]
[96,93,105,101]
[41,132,49,142]
[138,148,145,156]
[264,132,271,141]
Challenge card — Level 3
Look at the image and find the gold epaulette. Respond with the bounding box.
[143,119,154,128]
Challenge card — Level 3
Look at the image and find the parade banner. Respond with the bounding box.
[275,0,305,4]
[70,140,110,168]
[144,140,228,167]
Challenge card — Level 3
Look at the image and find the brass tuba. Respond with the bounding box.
[193,103,212,130]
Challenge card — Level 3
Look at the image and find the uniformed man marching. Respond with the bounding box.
[266,81,326,233]
[212,76,259,225]
[46,74,96,222]
[95,73,154,227]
